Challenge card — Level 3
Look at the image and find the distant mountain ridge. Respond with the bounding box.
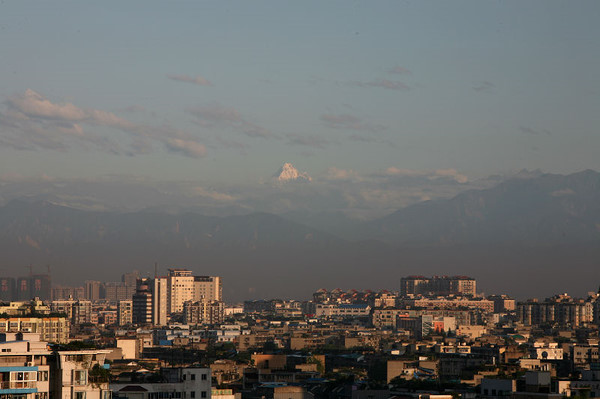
[2,170,600,248]
[1,169,600,301]
[0,199,340,249]
[356,169,600,245]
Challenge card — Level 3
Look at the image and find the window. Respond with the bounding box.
[75,392,86,399]
[201,392,206,399]
[201,374,207,381]
[73,370,87,385]
[103,392,112,399]
[191,374,195,380]
[38,371,49,381]
[191,392,195,399]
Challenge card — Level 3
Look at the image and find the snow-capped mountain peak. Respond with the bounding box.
[274,163,312,182]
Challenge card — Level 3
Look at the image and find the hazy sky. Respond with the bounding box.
[1,1,599,187]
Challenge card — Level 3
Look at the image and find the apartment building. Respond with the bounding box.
[0,333,111,399]
[117,300,133,326]
[167,269,195,314]
[183,300,225,325]
[110,367,211,399]
[0,317,70,343]
[194,276,222,302]
[400,276,477,297]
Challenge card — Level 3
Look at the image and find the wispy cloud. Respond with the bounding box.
[323,167,361,181]
[167,74,213,86]
[473,81,495,92]
[0,89,207,158]
[187,104,275,138]
[382,167,468,183]
[519,126,552,136]
[349,79,410,91]
[389,66,411,74]
[286,134,330,149]
[320,113,387,133]
[164,138,207,157]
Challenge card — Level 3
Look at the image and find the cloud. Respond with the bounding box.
[519,126,552,136]
[192,186,236,201]
[320,113,386,133]
[349,79,410,91]
[389,66,411,74]
[384,167,424,177]
[473,81,495,92]
[167,74,213,86]
[164,138,207,158]
[381,167,468,183]
[324,167,361,181]
[433,168,468,184]
[187,104,274,138]
[0,89,207,158]
[286,134,330,149]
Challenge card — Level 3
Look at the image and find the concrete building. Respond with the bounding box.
[167,269,195,314]
[194,276,222,302]
[488,295,516,313]
[518,295,594,327]
[110,367,211,399]
[0,333,110,399]
[104,282,135,304]
[132,282,153,325]
[399,297,493,312]
[52,349,111,399]
[117,300,133,326]
[314,304,371,318]
[400,276,476,297]
[0,333,51,399]
[0,317,70,343]
[84,281,104,302]
[183,300,225,325]
[150,277,168,326]
[0,278,15,302]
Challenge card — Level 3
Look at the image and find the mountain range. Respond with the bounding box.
[1,170,599,301]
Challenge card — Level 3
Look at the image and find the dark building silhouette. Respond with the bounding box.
[0,278,15,301]
[1,274,51,301]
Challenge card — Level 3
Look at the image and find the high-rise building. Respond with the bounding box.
[104,282,135,303]
[84,280,104,301]
[194,276,222,302]
[167,269,195,314]
[132,281,153,325]
[122,271,140,287]
[183,300,225,325]
[150,277,168,326]
[0,277,15,301]
[118,300,133,325]
[73,300,92,325]
[400,276,477,297]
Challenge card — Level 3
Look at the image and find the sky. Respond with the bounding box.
[0,1,599,216]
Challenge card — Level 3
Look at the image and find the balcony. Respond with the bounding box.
[0,381,37,389]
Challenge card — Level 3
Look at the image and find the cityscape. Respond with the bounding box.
[1,2,600,399]
[2,271,600,399]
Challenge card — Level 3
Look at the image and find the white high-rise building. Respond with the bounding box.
[151,276,168,326]
[194,276,222,302]
[167,269,195,314]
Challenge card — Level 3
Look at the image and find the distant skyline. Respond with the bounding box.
[1,1,599,216]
